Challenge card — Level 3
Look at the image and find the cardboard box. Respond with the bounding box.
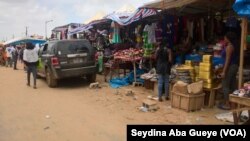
[171,91,205,112]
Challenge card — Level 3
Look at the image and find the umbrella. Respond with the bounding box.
[233,0,250,18]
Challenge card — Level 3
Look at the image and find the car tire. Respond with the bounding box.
[86,74,96,83]
[46,68,58,87]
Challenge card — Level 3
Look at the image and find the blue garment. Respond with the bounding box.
[213,57,224,66]
[185,54,202,62]
[158,74,169,98]
[221,44,239,65]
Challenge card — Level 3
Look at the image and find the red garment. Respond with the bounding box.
[174,16,179,44]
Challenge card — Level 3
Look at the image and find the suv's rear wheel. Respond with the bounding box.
[86,74,96,83]
[46,68,58,87]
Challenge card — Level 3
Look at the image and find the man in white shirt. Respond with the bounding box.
[23,42,39,89]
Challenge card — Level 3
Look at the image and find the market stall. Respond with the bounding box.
[113,48,143,85]
[229,0,250,125]
[140,0,250,110]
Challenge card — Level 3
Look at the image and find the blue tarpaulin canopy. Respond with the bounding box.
[4,37,46,46]
[233,0,250,19]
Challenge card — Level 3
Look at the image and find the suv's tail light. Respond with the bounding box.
[51,57,59,66]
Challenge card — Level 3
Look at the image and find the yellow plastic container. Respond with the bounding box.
[199,71,213,79]
[203,83,214,89]
[200,79,213,83]
[200,62,212,67]
[199,66,212,72]
[185,60,193,66]
[203,55,212,63]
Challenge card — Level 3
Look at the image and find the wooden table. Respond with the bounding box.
[114,57,142,86]
[203,85,222,108]
[229,95,250,125]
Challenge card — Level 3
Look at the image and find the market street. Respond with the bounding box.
[0,65,227,141]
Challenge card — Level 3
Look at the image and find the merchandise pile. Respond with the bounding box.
[114,48,143,61]
[232,82,250,98]
[174,65,194,84]
[213,41,225,58]
[140,68,157,81]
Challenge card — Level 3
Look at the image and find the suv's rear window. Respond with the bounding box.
[56,41,90,55]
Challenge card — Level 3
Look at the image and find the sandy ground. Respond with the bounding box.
[0,64,229,141]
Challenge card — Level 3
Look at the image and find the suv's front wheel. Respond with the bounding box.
[46,68,58,87]
[86,74,96,83]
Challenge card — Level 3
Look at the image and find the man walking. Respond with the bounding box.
[12,46,18,70]
[5,45,13,67]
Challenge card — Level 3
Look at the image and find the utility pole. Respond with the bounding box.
[25,26,28,37]
[45,20,53,40]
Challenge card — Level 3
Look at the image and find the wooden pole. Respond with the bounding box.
[238,18,248,89]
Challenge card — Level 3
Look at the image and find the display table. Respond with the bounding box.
[229,95,250,125]
[203,84,222,108]
[113,57,142,86]
[114,48,143,86]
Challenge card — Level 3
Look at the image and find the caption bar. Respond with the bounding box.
[127,125,250,141]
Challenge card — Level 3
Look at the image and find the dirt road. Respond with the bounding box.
[0,65,226,141]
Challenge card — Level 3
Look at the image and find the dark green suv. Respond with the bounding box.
[37,39,97,87]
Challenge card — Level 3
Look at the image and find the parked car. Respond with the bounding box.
[37,39,97,87]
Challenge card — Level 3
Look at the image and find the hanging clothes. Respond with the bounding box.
[135,25,143,44]
[200,18,205,42]
[111,21,121,44]
[187,19,194,39]
[144,23,157,44]
[164,15,174,48]
[155,22,163,44]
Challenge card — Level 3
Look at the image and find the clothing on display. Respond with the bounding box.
[165,15,175,48]
[111,21,121,44]
[143,23,157,44]
[187,20,194,39]
[135,25,143,43]
[155,22,163,43]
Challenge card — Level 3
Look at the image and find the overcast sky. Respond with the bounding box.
[0,0,153,41]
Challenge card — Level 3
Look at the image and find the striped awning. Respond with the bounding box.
[67,25,93,36]
[105,8,157,26]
